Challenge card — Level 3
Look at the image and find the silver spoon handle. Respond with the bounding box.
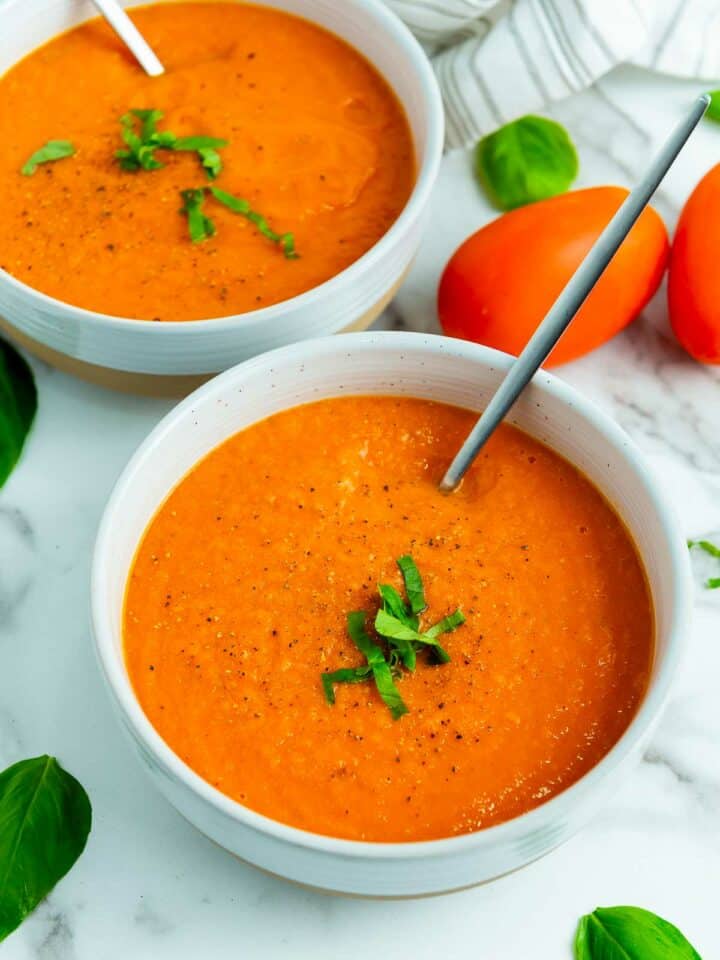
[439,94,710,493]
[91,0,165,77]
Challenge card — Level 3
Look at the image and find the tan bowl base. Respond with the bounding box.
[0,273,406,396]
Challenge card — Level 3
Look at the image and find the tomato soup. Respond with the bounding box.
[0,3,414,320]
[124,397,654,842]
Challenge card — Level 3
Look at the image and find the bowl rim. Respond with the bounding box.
[91,331,693,860]
[0,0,444,332]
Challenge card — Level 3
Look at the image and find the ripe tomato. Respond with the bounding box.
[668,163,720,363]
[438,186,669,366]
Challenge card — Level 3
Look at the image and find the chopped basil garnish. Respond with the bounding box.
[115,109,227,178]
[321,556,466,719]
[178,186,298,257]
[173,136,227,180]
[210,186,298,258]
[179,188,216,243]
[346,612,408,720]
[397,554,427,614]
[321,665,372,705]
[21,140,75,176]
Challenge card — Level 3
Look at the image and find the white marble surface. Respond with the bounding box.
[2,66,720,958]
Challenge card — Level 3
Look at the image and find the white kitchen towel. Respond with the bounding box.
[385,0,720,148]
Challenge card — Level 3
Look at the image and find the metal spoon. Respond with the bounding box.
[91,0,164,76]
[439,94,710,493]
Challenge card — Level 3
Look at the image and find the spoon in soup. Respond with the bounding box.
[91,0,164,76]
[439,94,710,493]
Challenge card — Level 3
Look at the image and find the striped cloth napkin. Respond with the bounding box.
[385,0,720,148]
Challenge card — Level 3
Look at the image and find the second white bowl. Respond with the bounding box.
[0,0,443,387]
[92,332,691,897]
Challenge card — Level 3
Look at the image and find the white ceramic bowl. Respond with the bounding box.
[0,0,443,382]
[92,332,692,897]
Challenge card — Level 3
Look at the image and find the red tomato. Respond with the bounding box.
[668,163,720,363]
[438,186,669,366]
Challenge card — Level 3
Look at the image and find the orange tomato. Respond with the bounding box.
[668,163,720,363]
[438,186,669,366]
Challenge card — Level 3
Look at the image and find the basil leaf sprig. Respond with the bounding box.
[21,140,75,176]
[475,115,578,211]
[179,186,298,258]
[322,555,465,719]
[349,611,408,720]
[575,905,702,959]
[0,756,91,943]
[210,186,298,258]
[322,613,408,719]
[173,137,226,180]
[705,91,720,123]
[0,337,37,488]
[688,538,720,589]
[116,109,227,179]
[179,188,216,243]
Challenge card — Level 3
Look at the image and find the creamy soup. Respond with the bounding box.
[124,396,654,842]
[0,3,415,320]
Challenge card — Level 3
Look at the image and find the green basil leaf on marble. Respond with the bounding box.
[704,91,720,123]
[574,906,702,960]
[0,756,91,942]
[0,338,37,487]
[475,115,578,211]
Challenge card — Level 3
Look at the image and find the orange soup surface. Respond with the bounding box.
[0,3,414,320]
[124,397,654,842]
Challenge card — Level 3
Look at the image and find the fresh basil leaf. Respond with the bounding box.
[199,147,222,180]
[378,583,414,624]
[574,906,702,960]
[173,136,228,151]
[179,188,215,243]
[347,612,408,720]
[113,109,228,178]
[116,113,164,171]
[0,338,37,487]
[132,108,164,142]
[396,555,427,614]
[0,756,91,943]
[374,609,450,665]
[374,608,418,643]
[209,186,299,259]
[475,115,578,211]
[172,137,227,180]
[21,140,75,176]
[321,666,372,704]
[705,91,720,123]
[424,609,466,639]
[374,605,416,671]
[116,110,175,171]
[707,577,720,589]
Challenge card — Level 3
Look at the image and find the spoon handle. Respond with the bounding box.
[91,0,165,77]
[439,94,710,493]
